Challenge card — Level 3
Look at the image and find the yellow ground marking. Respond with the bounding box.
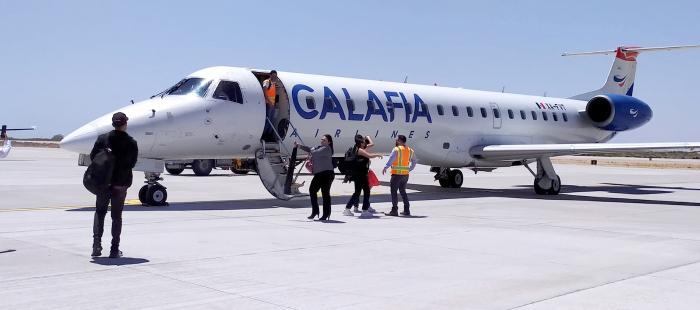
[0,200,143,212]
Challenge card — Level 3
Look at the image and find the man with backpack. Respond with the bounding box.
[382,135,417,216]
[90,112,138,258]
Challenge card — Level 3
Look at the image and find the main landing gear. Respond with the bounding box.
[432,167,464,188]
[138,172,169,206]
[525,157,561,195]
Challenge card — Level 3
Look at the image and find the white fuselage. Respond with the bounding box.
[61,66,610,168]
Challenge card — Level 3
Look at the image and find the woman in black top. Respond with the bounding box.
[344,135,382,218]
[295,134,335,220]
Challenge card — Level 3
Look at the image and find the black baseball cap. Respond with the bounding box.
[112,112,128,126]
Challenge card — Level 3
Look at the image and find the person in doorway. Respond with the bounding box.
[382,135,417,216]
[295,134,335,221]
[262,70,278,139]
[0,133,11,158]
[90,112,138,258]
[263,70,277,121]
[343,135,382,218]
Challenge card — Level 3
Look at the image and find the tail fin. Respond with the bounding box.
[565,45,700,101]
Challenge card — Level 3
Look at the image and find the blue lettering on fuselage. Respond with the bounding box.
[291,84,432,124]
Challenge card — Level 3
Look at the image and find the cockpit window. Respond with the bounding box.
[166,78,212,97]
[213,81,243,103]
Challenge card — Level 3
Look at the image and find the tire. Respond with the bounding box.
[138,185,148,203]
[146,184,168,206]
[533,178,547,195]
[192,159,214,176]
[438,178,450,188]
[231,169,250,175]
[165,167,184,175]
[547,176,561,195]
[448,170,463,188]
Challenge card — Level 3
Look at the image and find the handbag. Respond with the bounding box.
[305,156,313,173]
[368,170,379,187]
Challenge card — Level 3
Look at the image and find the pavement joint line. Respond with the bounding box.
[507,258,700,310]
[127,266,300,310]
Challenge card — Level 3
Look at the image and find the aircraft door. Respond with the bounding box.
[490,102,502,129]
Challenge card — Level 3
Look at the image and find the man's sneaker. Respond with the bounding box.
[400,211,411,216]
[343,208,354,216]
[91,245,102,257]
[367,207,376,213]
[359,210,373,219]
[108,250,123,258]
[353,206,360,213]
[384,210,399,216]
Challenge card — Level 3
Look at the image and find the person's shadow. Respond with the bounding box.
[91,257,149,266]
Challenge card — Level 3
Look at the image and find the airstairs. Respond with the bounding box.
[255,119,307,200]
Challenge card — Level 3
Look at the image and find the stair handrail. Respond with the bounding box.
[265,117,292,157]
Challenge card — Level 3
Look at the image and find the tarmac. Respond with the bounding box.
[1,147,700,309]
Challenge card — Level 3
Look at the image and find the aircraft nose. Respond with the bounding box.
[60,124,97,154]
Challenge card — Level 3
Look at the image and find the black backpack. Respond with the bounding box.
[83,144,115,195]
[344,146,367,176]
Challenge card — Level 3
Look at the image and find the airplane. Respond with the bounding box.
[59,45,700,206]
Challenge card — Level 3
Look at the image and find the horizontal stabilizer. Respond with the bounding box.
[471,142,700,161]
[563,45,700,57]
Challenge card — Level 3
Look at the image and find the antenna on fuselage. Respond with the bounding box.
[131,100,134,104]
[404,76,408,83]
[502,86,505,93]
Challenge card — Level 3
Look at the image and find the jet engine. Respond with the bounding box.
[585,94,652,131]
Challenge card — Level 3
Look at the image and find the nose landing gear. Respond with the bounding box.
[138,172,169,206]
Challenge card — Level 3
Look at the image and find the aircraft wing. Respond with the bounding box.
[470,142,700,161]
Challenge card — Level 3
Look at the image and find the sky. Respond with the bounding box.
[2,0,699,143]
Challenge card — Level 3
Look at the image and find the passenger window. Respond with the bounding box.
[467,106,474,117]
[493,109,500,118]
[480,107,487,118]
[324,97,335,110]
[562,113,568,122]
[347,99,355,111]
[553,112,558,121]
[386,102,394,113]
[542,112,548,121]
[405,103,413,114]
[437,105,444,116]
[367,100,375,112]
[531,111,537,120]
[421,103,428,113]
[520,110,526,120]
[306,96,316,109]
[508,109,514,119]
[213,80,243,103]
[452,106,459,116]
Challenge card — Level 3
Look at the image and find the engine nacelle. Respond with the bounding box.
[585,94,653,131]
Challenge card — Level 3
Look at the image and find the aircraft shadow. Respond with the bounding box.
[66,179,700,213]
[90,257,149,266]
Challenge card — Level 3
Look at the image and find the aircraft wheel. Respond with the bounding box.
[192,159,213,176]
[146,184,168,206]
[138,185,148,203]
[438,178,450,188]
[533,178,547,195]
[165,167,184,175]
[547,176,561,195]
[448,170,463,188]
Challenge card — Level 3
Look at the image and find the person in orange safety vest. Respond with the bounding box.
[382,135,418,216]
